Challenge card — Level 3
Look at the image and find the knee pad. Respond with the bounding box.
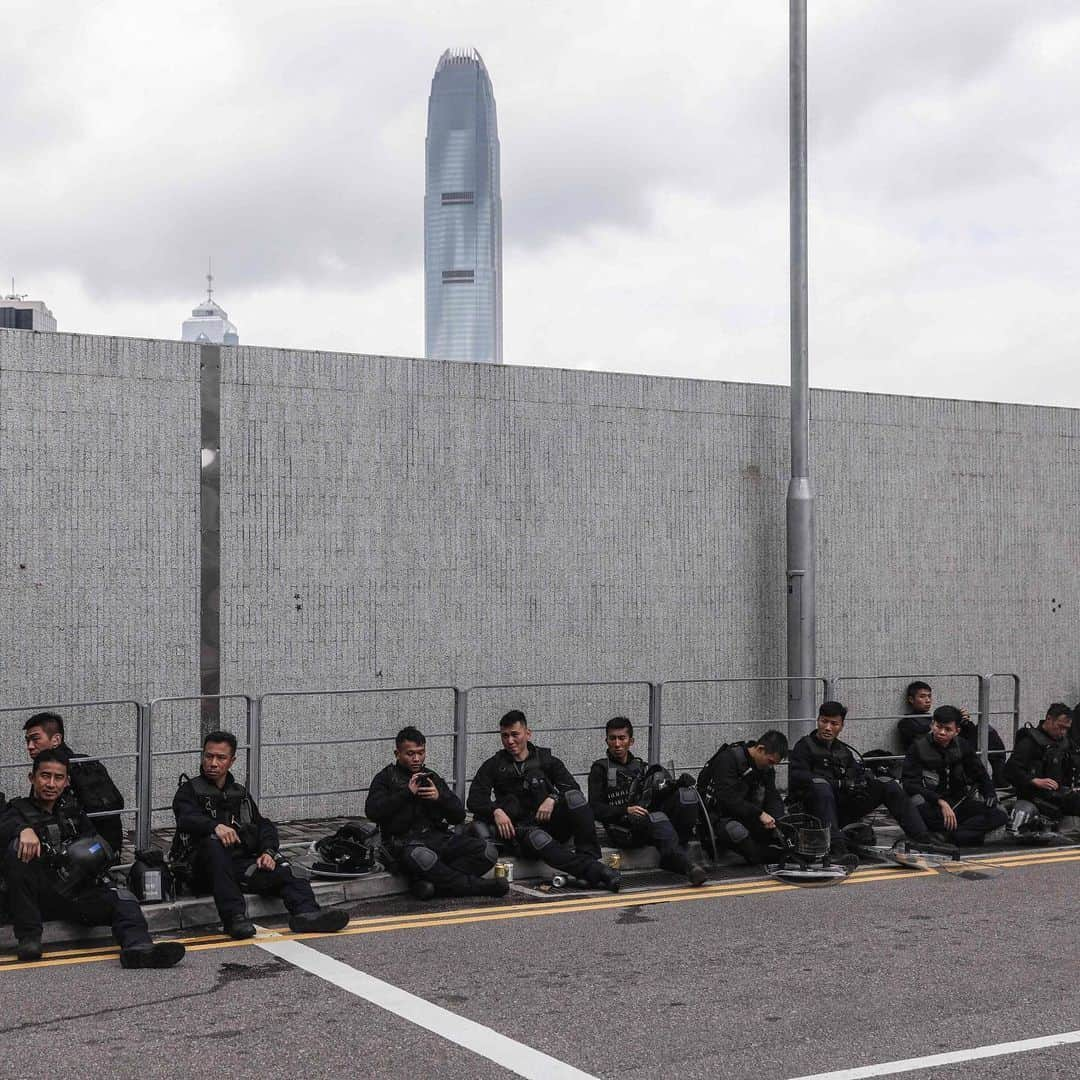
[724,820,750,843]
[909,793,926,808]
[404,845,438,872]
[648,811,669,825]
[677,787,697,807]
[483,842,499,864]
[528,829,554,852]
[564,790,587,810]
[466,819,492,841]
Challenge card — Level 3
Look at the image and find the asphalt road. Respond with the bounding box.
[0,848,1077,1080]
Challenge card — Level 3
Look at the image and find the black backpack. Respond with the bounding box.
[69,757,124,814]
[128,848,175,903]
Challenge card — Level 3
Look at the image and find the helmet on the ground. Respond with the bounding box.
[310,826,378,877]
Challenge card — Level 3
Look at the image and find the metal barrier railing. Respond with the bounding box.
[657,676,827,776]
[826,672,1018,772]
[988,673,1022,749]
[0,670,1028,842]
[0,698,143,841]
[461,680,657,789]
[144,694,256,849]
[255,686,458,807]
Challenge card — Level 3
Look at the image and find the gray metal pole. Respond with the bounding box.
[787,0,816,738]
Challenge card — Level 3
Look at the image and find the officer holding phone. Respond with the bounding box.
[365,726,506,900]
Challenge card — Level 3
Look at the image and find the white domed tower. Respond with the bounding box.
[181,263,239,345]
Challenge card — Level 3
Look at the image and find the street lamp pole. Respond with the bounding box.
[787,0,816,734]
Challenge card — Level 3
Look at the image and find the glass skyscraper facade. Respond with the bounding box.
[424,48,503,364]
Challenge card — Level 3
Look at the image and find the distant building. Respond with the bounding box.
[181,267,239,345]
[0,294,56,332]
[424,47,503,365]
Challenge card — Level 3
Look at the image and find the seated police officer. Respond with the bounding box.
[587,717,707,886]
[790,701,938,857]
[902,706,1007,846]
[23,711,125,855]
[366,726,507,901]
[897,681,1006,784]
[0,749,184,967]
[697,730,788,865]
[1005,704,1080,824]
[467,709,620,891]
[172,730,349,939]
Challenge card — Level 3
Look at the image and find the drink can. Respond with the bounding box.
[494,861,513,883]
[605,851,622,871]
[550,874,567,888]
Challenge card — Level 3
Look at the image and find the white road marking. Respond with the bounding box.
[788,1028,1080,1079]
[256,934,598,1080]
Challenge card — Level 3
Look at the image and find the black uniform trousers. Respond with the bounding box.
[396,830,498,896]
[194,836,318,923]
[912,796,1008,845]
[801,776,928,839]
[702,812,785,865]
[1031,789,1080,822]
[513,797,604,882]
[605,788,699,873]
[2,846,150,948]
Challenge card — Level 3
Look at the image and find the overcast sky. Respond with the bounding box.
[5,1,1080,407]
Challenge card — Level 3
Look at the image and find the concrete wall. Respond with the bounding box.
[2,330,1078,816]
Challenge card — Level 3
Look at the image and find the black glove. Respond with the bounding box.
[676,773,696,789]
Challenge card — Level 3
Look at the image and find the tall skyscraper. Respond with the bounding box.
[424,48,503,365]
[181,264,239,346]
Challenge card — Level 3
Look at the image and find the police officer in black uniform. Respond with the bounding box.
[366,726,507,900]
[697,730,788,865]
[902,706,1007,845]
[587,717,706,885]
[172,730,350,939]
[789,701,938,856]
[467,710,620,891]
[0,749,185,966]
[23,711,125,855]
[1005,704,1080,823]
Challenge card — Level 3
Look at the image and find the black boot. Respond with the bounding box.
[16,938,42,962]
[120,942,186,969]
[224,916,257,939]
[289,909,350,933]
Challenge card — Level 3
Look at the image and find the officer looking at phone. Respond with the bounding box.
[366,726,506,900]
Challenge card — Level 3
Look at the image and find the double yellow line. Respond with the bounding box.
[0,848,1073,974]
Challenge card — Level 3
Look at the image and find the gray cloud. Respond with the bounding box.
[5,0,1080,410]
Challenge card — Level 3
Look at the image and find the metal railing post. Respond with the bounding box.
[977,674,992,772]
[135,702,153,851]
[247,695,262,802]
[453,688,469,797]
[648,681,663,765]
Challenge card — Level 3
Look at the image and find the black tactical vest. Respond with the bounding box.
[803,736,858,783]
[186,774,255,828]
[912,735,966,796]
[492,746,555,810]
[1023,727,1073,785]
[11,795,85,851]
[601,755,646,810]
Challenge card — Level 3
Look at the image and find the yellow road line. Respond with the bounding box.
[972,853,1080,869]
[2,851,1074,975]
[970,848,1080,865]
